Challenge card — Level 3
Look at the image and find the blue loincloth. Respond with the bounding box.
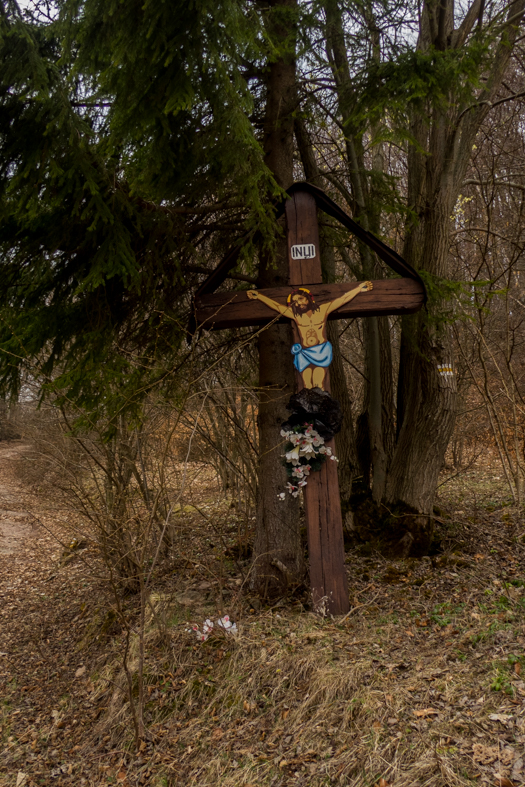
[291,341,333,373]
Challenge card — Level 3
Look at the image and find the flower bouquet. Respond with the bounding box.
[278,422,337,498]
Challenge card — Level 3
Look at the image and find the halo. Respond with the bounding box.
[287,287,313,305]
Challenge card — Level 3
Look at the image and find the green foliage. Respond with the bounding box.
[404,272,491,340]
[0,0,280,418]
[61,0,278,220]
[430,601,464,627]
[490,663,514,695]
[355,42,491,130]
[0,5,184,409]
[1,0,519,436]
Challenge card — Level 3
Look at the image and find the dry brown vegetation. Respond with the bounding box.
[1,437,525,787]
[3,4,525,785]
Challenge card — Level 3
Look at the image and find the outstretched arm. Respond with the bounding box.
[325,281,373,315]
[247,290,292,317]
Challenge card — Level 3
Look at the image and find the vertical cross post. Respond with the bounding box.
[193,184,426,614]
[285,192,350,615]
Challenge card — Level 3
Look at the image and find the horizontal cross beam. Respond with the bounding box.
[193,278,425,331]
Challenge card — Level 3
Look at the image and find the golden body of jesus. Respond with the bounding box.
[247,281,373,389]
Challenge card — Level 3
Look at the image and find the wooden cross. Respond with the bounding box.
[193,186,425,615]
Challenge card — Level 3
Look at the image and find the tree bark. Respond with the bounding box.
[324,0,391,503]
[294,116,359,507]
[384,0,525,552]
[251,0,305,597]
[320,0,525,555]
[326,277,359,507]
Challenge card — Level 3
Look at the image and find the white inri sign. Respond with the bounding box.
[291,244,316,260]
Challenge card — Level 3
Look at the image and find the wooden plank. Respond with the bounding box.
[303,441,349,614]
[290,298,349,616]
[194,278,425,330]
[285,192,322,285]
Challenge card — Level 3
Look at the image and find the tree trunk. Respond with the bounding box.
[294,116,359,510]
[384,0,525,551]
[378,315,396,467]
[251,0,305,597]
[367,315,387,502]
[325,0,391,503]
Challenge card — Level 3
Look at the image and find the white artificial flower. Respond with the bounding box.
[188,623,210,641]
[189,616,237,642]
[280,422,333,497]
[300,443,317,458]
[285,446,301,464]
[217,615,237,634]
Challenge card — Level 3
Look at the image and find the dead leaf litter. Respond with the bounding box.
[1,442,525,786]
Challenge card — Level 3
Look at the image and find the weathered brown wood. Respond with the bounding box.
[191,187,424,616]
[284,187,351,613]
[194,278,425,331]
[290,308,349,615]
[303,442,348,612]
[285,192,322,285]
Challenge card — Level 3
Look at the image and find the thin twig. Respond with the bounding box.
[338,592,382,624]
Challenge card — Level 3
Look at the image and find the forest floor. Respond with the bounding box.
[1,440,525,787]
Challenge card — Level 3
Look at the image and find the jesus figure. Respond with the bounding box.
[247,281,373,389]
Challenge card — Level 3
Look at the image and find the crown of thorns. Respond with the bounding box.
[287,287,314,305]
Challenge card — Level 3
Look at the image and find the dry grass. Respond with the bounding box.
[87,576,525,787]
[1,441,525,787]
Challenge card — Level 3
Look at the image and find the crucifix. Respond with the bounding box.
[192,184,426,615]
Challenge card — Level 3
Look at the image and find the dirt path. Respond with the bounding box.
[0,443,110,787]
[0,442,37,554]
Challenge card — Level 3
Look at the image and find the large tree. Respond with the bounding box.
[2,0,525,592]
[251,0,305,595]
[0,0,275,411]
[292,0,525,552]
[0,0,306,595]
